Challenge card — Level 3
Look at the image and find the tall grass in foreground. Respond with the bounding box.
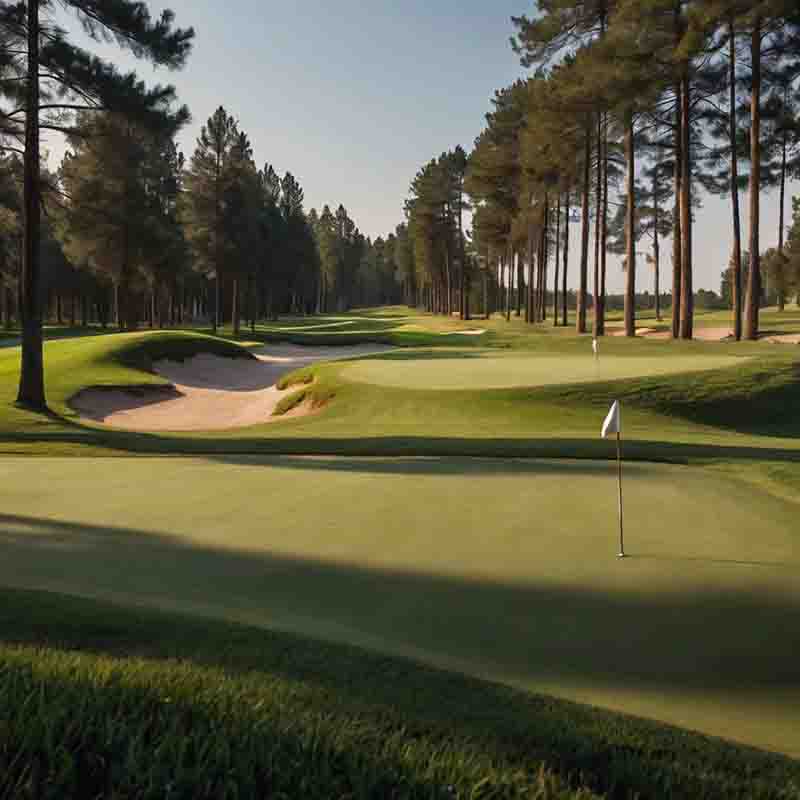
[1,589,798,799]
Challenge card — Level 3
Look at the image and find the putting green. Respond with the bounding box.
[342,353,749,389]
[0,456,798,756]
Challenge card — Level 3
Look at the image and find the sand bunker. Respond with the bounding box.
[609,326,733,341]
[442,328,487,336]
[72,343,391,432]
[610,327,659,338]
[762,333,800,344]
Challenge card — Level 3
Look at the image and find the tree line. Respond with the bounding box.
[0,1,397,411]
[393,0,800,338]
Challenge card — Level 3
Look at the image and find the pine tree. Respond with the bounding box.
[183,106,237,332]
[58,113,185,330]
[0,0,193,409]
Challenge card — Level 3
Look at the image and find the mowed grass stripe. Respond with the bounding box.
[341,352,751,389]
[1,455,798,756]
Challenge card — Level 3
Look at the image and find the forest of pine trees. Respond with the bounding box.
[395,0,800,337]
[3,1,800,411]
[0,1,401,410]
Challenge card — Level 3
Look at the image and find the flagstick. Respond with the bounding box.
[616,431,625,558]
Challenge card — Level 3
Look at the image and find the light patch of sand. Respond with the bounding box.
[762,333,800,344]
[610,327,659,338]
[72,343,391,432]
[692,327,733,342]
[441,328,487,336]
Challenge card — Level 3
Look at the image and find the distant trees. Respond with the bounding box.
[388,0,800,340]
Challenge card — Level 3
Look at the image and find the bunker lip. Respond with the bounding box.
[70,343,392,432]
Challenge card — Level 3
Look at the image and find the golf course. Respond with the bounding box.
[2,307,800,798]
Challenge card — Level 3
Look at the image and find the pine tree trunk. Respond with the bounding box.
[777,84,787,312]
[729,18,743,340]
[578,126,591,334]
[624,110,636,337]
[554,194,561,325]
[17,0,46,410]
[599,114,608,336]
[653,167,661,321]
[1,282,9,330]
[593,115,602,338]
[525,231,533,323]
[232,277,241,335]
[563,191,570,327]
[506,245,512,322]
[542,200,549,321]
[56,295,63,325]
[744,20,761,340]
[69,293,76,327]
[679,72,693,340]
[672,82,682,339]
[214,276,221,333]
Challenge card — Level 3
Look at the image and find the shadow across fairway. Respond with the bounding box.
[1,587,798,800]
[208,454,668,477]
[0,511,798,702]
[5,425,800,464]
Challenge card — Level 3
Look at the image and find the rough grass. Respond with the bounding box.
[1,588,798,800]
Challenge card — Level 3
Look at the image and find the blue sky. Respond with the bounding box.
[50,1,798,295]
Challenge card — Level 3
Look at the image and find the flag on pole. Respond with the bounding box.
[592,338,599,359]
[601,400,626,559]
[601,400,620,439]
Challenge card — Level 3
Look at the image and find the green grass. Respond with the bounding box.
[6,589,800,800]
[1,455,799,759]
[1,311,799,465]
[342,352,751,389]
[3,308,800,794]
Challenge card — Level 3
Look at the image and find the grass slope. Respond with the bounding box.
[0,312,799,465]
[2,587,799,800]
[1,455,798,757]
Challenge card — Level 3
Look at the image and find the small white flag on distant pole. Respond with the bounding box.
[592,338,599,360]
[601,401,625,558]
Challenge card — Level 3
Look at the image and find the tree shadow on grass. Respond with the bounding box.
[6,422,800,465]
[0,512,798,699]
[0,513,799,796]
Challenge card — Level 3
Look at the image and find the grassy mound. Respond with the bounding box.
[0,310,798,463]
[2,587,798,799]
[111,331,255,372]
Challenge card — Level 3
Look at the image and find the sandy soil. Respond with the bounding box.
[762,333,800,344]
[610,326,733,342]
[691,327,734,341]
[71,343,392,432]
[441,328,487,336]
[609,327,659,338]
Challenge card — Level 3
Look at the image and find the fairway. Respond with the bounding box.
[2,455,798,757]
[342,351,750,389]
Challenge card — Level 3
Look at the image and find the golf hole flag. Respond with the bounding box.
[601,400,626,558]
[601,400,620,438]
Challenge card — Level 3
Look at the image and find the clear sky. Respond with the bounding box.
[51,0,799,295]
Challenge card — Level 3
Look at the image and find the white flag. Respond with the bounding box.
[592,338,598,357]
[601,400,621,439]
